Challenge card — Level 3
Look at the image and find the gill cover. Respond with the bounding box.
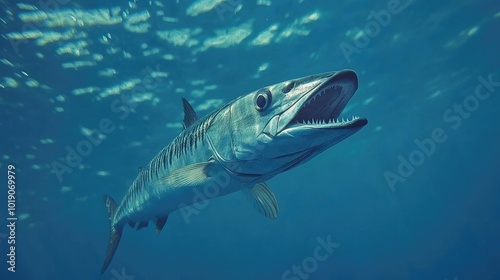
[205,92,274,181]
[205,70,365,180]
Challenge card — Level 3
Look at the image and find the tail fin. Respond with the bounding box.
[101,195,123,274]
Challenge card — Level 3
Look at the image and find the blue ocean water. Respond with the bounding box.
[0,0,499,279]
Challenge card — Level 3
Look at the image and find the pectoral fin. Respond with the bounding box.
[148,162,215,234]
[242,182,279,219]
[156,161,214,187]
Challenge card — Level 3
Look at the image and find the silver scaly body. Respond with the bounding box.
[100,70,368,274]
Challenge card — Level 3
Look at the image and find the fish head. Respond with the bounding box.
[207,70,368,181]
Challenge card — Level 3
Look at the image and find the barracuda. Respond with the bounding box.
[100,69,368,274]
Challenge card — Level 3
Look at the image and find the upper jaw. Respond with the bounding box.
[276,70,367,135]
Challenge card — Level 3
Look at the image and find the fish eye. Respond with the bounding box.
[282,81,295,93]
[255,88,272,112]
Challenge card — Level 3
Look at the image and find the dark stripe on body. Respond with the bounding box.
[114,113,218,222]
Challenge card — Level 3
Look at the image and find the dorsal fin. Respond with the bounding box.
[181,98,198,129]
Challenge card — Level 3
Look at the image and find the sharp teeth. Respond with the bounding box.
[292,114,362,127]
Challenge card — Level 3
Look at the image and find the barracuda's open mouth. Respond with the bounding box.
[290,84,363,127]
[280,71,368,134]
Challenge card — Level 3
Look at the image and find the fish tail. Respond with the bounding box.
[100,195,123,274]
